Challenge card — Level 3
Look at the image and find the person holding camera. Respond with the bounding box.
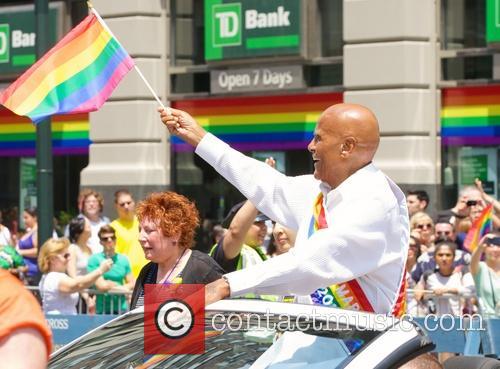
[436,186,484,228]
[470,233,500,317]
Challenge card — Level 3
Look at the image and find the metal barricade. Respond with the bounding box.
[26,285,132,315]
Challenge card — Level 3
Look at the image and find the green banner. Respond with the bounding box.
[487,0,500,43]
[0,7,58,76]
[204,0,301,61]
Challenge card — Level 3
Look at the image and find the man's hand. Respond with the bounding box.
[158,107,207,147]
[205,278,230,306]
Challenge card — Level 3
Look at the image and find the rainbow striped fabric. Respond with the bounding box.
[441,85,500,146]
[0,108,89,156]
[172,92,342,152]
[464,204,493,253]
[307,192,407,316]
[0,11,134,124]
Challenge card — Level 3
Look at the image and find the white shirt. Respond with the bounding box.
[69,243,90,276]
[424,271,475,316]
[0,225,11,246]
[196,133,409,314]
[39,272,79,315]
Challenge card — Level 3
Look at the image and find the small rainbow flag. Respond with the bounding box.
[0,9,134,124]
[464,204,493,252]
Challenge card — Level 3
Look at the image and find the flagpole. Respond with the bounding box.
[87,2,171,115]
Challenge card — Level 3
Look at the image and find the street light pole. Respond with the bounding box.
[35,0,53,249]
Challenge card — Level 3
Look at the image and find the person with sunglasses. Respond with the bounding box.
[410,212,435,254]
[87,225,135,315]
[38,238,112,315]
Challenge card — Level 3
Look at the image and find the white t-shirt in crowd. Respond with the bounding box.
[69,243,90,277]
[424,271,475,316]
[0,225,11,246]
[39,272,79,315]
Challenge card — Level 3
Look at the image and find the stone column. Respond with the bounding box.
[343,0,441,211]
[80,0,170,219]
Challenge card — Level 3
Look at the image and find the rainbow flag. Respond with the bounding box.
[0,10,134,124]
[464,204,493,252]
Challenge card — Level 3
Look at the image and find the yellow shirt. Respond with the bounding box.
[111,216,147,278]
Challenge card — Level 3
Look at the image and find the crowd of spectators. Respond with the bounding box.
[406,183,500,319]
[0,180,498,323]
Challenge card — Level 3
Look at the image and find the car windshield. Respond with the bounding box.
[48,300,395,369]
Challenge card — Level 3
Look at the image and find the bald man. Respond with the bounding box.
[159,104,409,314]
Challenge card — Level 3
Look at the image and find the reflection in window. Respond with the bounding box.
[441,0,486,50]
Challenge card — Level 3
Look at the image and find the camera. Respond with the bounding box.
[466,200,478,207]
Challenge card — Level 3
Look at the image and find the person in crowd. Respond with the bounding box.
[415,241,475,316]
[470,233,500,317]
[16,207,39,285]
[406,235,422,316]
[436,186,484,227]
[210,200,269,273]
[414,222,471,282]
[0,210,12,246]
[87,225,135,315]
[0,241,26,280]
[38,238,112,315]
[475,178,500,228]
[80,190,110,254]
[160,103,409,314]
[110,189,148,278]
[267,223,296,257]
[0,269,52,369]
[67,217,92,278]
[407,190,430,217]
[410,212,435,254]
[66,189,110,254]
[130,192,224,309]
[67,216,95,314]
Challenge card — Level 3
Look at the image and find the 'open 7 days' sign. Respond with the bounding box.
[204,0,301,61]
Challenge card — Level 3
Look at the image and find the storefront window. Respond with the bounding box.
[171,0,205,66]
[318,0,343,57]
[442,146,500,207]
[441,0,486,50]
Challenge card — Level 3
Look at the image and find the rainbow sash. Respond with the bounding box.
[308,193,406,316]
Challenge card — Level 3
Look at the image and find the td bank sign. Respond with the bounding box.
[205,0,301,61]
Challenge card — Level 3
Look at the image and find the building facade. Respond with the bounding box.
[0,0,498,231]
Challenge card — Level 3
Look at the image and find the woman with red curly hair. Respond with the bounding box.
[130,192,224,308]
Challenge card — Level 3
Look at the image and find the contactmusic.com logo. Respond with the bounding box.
[144,284,205,355]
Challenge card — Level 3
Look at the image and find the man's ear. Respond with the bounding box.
[340,137,356,157]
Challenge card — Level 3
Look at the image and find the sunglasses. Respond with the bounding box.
[100,236,116,242]
[118,201,133,207]
[416,223,432,230]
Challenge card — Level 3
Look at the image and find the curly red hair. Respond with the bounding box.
[136,192,200,249]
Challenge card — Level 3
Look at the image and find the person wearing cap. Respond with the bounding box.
[159,103,409,315]
[209,200,269,274]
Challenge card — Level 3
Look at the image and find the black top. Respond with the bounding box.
[130,250,224,309]
[211,237,240,274]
